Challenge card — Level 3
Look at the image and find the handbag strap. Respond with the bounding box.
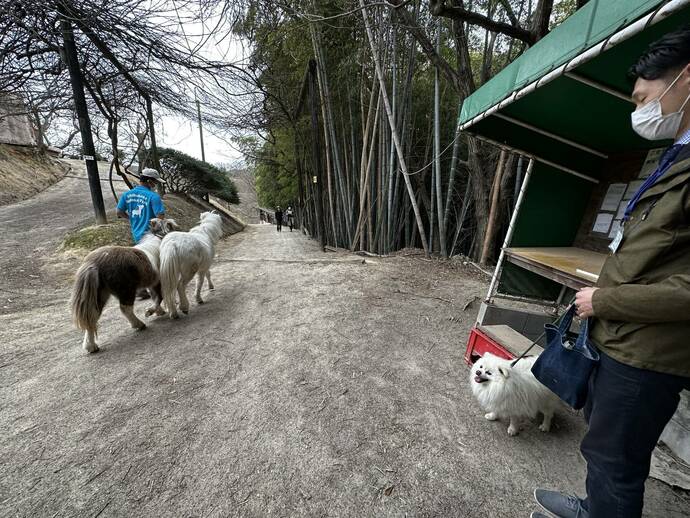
[558,305,577,335]
[510,299,576,368]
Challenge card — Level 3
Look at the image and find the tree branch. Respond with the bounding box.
[496,0,519,27]
[429,0,536,45]
[387,0,464,94]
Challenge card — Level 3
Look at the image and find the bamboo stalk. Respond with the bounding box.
[434,19,447,257]
[360,0,429,255]
[352,83,381,250]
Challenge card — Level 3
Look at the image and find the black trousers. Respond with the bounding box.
[581,351,689,517]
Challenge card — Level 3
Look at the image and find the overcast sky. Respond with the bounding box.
[159,114,244,166]
[158,8,248,167]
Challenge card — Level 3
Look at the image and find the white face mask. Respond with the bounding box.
[631,70,690,141]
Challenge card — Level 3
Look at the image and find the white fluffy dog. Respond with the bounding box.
[158,211,224,319]
[470,352,561,436]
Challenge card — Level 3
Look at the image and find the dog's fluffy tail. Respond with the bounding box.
[159,241,182,316]
[70,263,100,333]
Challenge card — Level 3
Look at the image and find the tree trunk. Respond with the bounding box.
[480,149,507,265]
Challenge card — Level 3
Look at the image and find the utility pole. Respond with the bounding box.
[58,4,106,224]
[196,98,206,162]
[195,97,210,201]
[145,98,160,171]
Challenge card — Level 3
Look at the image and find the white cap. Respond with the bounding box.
[140,168,165,183]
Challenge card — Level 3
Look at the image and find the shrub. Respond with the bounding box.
[158,147,240,204]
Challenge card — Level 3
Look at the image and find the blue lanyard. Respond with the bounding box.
[623,144,683,221]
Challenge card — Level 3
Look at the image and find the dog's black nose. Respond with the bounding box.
[475,370,481,376]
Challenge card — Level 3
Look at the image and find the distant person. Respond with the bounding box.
[116,168,166,243]
[286,206,294,231]
[275,206,283,232]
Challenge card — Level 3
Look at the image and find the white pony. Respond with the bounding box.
[159,211,224,319]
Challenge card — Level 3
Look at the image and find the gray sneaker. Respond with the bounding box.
[531,513,550,518]
[533,489,589,518]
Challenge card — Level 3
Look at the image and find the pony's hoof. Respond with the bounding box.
[135,324,147,331]
[539,423,551,433]
[196,298,204,305]
[170,313,179,320]
[507,426,519,436]
[84,345,99,354]
[182,310,189,315]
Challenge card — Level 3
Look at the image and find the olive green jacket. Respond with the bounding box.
[591,145,690,378]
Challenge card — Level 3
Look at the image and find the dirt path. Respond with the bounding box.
[1,224,688,517]
[0,159,124,313]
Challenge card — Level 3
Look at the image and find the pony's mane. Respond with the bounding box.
[190,213,223,243]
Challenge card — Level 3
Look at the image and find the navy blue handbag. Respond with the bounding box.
[531,305,600,410]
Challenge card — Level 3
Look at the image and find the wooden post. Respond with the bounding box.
[480,149,507,266]
[294,133,305,233]
[58,5,106,225]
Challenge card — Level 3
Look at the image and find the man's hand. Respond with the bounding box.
[116,209,128,220]
[575,287,599,318]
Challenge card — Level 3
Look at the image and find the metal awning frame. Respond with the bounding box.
[459,0,690,134]
[470,133,600,184]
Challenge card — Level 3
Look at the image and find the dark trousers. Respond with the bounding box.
[277,222,282,232]
[581,351,689,518]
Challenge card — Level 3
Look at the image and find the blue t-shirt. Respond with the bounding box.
[116,185,165,243]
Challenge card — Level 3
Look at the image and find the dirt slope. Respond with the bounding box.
[0,144,66,206]
[0,159,241,315]
[212,169,259,224]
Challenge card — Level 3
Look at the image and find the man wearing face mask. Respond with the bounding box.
[532,27,690,518]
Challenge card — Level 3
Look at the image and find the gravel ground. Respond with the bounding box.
[0,171,688,516]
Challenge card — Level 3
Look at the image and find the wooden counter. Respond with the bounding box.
[504,247,608,290]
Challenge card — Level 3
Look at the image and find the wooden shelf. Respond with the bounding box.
[479,324,543,357]
[504,247,607,290]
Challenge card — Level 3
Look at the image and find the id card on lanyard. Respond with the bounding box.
[610,198,660,254]
[609,228,624,254]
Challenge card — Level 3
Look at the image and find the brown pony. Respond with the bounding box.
[70,218,178,353]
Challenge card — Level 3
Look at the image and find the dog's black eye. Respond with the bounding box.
[485,371,492,375]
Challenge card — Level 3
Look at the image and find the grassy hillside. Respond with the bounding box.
[60,193,243,255]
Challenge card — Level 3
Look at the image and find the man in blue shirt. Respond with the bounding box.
[117,168,166,243]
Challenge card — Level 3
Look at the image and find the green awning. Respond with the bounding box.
[459,0,690,179]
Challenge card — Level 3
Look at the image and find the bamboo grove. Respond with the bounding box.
[239,0,582,260]
[1,0,584,261]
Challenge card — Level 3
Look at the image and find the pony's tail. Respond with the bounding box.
[160,241,181,316]
[70,264,100,334]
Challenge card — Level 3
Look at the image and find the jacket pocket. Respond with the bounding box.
[613,321,647,341]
